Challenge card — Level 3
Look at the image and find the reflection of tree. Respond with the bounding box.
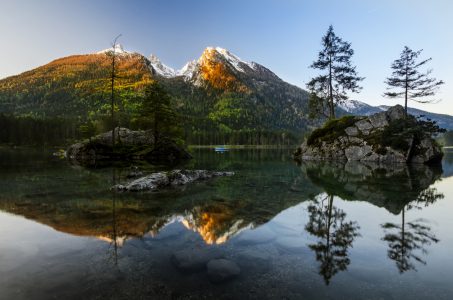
[305,195,361,285]
[106,173,122,271]
[381,188,443,274]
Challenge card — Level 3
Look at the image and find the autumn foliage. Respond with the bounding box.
[199,50,247,92]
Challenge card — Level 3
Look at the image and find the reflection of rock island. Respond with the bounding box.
[297,160,443,214]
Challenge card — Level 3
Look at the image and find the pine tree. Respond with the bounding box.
[383,46,444,118]
[137,81,182,149]
[307,25,364,120]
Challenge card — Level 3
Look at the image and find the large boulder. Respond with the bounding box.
[292,105,443,164]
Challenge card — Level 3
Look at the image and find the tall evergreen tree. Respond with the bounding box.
[137,81,182,149]
[307,25,364,120]
[383,46,444,118]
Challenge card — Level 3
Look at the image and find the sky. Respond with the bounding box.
[1,0,452,115]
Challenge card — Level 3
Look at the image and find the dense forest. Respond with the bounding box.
[0,113,307,147]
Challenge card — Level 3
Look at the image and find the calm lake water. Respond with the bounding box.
[1,148,453,299]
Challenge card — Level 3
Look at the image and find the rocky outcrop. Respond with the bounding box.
[111,169,235,192]
[292,105,443,164]
[66,128,192,161]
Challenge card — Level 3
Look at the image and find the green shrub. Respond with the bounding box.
[307,115,357,146]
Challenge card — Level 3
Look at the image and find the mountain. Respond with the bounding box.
[338,100,453,130]
[0,45,315,133]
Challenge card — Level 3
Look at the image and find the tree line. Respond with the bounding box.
[0,113,81,147]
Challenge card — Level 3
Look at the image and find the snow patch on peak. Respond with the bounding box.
[215,47,256,72]
[149,54,176,78]
[176,60,197,80]
[95,44,129,55]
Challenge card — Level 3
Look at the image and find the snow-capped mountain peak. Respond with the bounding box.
[149,54,177,78]
[215,47,256,72]
[95,44,129,55]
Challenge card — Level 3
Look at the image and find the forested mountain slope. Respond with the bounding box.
[0,45,316,134]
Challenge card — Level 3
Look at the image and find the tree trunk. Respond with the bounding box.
[111,56,115,149]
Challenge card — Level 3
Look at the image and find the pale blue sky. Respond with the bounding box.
[1,0,452,114]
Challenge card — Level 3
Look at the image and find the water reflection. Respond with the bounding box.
[297,160,443,214]
[380,187,443,274]
[298,160,444,276]
[305,194,361,285]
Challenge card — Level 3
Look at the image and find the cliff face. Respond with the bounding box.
[292,105,443,164]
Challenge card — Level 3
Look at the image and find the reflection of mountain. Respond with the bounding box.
[297,161,443,214]
[0,151,320,245]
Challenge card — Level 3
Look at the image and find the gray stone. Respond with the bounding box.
[207,259,241,282]
[171,242,225,273]
[236,226,276,245]
[344,126,358,136]
[235,250,270,272]
[368,111,389,128]
[111,170,235,192]
[124,173,169,191]
[345,145,373,161]
[387,105,405,121]
[348,137,363,145]
[276,237,305,253]
[355,120,374,131]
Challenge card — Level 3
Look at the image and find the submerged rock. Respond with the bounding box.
[207,259,241,282]
[234,250,270,272]
[292,105,443,164]
[171,242,225,274]
[235,226,276,245]
[276,237,305,253]
[111,170,234,192]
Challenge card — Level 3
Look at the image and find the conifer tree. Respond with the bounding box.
[383,46,444,118]
[307,25,364,120]
[137,81,182,149]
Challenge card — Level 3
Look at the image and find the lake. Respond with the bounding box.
[1,148,453,299]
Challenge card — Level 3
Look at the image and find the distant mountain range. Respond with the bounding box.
[338,100,453,130]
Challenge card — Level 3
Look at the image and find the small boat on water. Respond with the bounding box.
[215,145,230,152]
